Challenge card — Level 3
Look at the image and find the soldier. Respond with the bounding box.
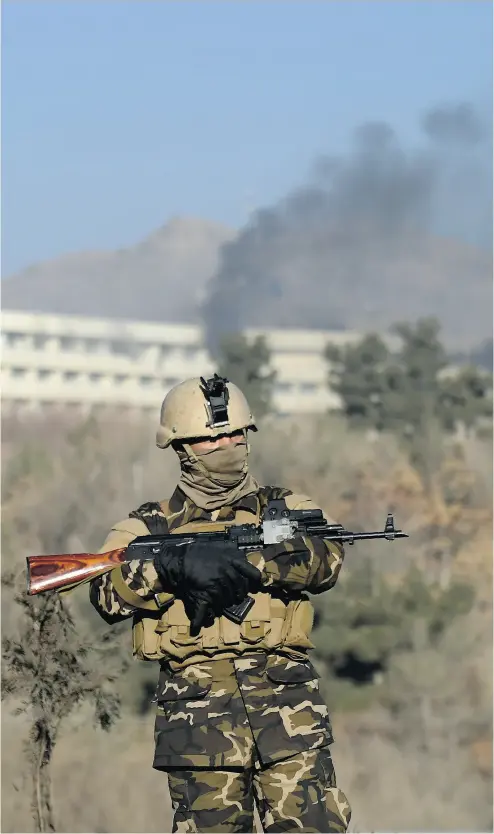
[90,375,351,833]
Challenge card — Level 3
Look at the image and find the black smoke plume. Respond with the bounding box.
[202,102,492,352]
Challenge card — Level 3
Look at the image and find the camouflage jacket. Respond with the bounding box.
[90,485,345,621]
[90,485,344,768]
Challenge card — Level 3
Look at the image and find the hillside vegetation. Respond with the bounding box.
[2,320,492,832]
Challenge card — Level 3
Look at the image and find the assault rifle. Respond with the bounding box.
[26,501,408,624]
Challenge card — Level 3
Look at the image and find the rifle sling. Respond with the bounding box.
[110,567,165,611]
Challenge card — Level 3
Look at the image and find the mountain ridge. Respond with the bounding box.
[2,215,491,350]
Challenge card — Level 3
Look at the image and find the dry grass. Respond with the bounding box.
[3,694,492,834]
[2,411,492,833]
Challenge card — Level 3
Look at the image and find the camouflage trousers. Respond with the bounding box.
[167,745,351,833]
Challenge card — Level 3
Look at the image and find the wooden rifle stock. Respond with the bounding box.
[26,512,409,598]
[27,549,127,595]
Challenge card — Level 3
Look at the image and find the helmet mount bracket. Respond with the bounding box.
[200,374,231,428]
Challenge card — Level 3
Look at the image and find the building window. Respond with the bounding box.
[11,367,27,378]
[275,381,293,392]
[163,377,179,388]
[86,340,106,354]
[115,375,128,384]
[34,335,48,350]
[140,376,155,386]
[38,369,53,380]
[300,382,318,393]
[4,333,23,347]
[110,340,132,356]
[60,337,76,351]
[63,371,79,382]
[89,373,102,383]
[159,346,171,360]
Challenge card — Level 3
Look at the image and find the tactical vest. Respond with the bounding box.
[129,488,316,664]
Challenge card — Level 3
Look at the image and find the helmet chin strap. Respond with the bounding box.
[181,442,211,478]
[244,428,251,457]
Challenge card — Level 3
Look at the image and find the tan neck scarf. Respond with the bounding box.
[176,437,259,511]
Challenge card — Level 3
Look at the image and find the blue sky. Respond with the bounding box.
[2,0,492,275]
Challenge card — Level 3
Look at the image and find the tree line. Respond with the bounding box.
[216,317,492,440]
[1,316,492,832]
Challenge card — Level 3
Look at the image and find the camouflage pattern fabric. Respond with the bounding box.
[90,486,351,830]
[90,486,344,620]
[167,746,351,833]
[153,655,333,769]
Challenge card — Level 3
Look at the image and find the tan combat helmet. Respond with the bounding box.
[156,374,257,449]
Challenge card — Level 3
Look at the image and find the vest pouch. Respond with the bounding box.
[160,599,222,650]
[162,599,204,648]
[281,597,315,650]
[132,613,164,661]
[239,592,271,645]
[263,597,288,648]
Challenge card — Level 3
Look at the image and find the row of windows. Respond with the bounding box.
[2,332,202,360]
[3,332,336,361]
[5,368,323,395]
[3,331,335,355]
[5,399,157,413]
[5,367,182,388]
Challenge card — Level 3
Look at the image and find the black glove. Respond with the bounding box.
[154,540,261,634]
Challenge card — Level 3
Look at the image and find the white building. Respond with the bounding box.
[1,310,362,416]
